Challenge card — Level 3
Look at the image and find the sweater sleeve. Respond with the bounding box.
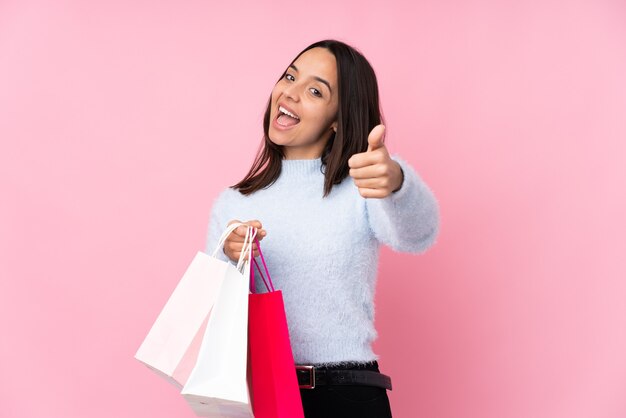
[365,155,440,253]
[204,189,232,263]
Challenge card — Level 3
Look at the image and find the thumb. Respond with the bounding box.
[367,124,386,152]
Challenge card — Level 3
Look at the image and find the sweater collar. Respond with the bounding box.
[280,158,324,179]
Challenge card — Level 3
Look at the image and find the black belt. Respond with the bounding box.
[296,365,392,390]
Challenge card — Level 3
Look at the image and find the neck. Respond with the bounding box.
[283,149,323,160]
[282,131,334,160]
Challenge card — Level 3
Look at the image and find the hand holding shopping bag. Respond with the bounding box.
[181,225,258,417]
[134,222,249,388]
[248,238,305,418]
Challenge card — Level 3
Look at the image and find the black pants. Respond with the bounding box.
[299,361,393,418]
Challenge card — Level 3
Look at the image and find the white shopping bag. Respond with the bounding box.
[181,226,257,417]
[135,223,248,389]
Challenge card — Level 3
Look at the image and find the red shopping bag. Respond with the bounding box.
[248,239,304,418]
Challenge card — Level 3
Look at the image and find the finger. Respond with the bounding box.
[224,247,239,260]
[352,177,389,189]
[228,242,256,256]
[348,150,386,170]
[366,124,385,152]
[357,187,388,199]
[246,230,266,242]
[233,220,263,238]
[245,220,263,229]
[226,252,238,263]
[246,221,267,241]
[226,219,243,236]
[234,223,261,238]
[231,230,266,245]
[231,225,248,238]
[349,164,388,180]
[226,219,248,238]
[225,241,243,253]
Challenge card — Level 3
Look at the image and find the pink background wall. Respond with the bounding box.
[1,1,625,417]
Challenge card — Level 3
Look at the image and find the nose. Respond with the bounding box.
[282,81,301,102]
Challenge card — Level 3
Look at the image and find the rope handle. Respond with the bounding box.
[211,222,244,258]
[250,237,274,293]
[210,222,257,273]
[236,225,257,272]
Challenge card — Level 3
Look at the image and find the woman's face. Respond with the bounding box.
[268,47,339,160]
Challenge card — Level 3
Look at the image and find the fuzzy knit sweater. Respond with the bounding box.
[205,156,439,366]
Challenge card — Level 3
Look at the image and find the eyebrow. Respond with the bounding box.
[289,64,332,94]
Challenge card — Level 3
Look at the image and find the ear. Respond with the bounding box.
[331,121,338,133]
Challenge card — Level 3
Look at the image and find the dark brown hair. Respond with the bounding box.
[232,39,384,197]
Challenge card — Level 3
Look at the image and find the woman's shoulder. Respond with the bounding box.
[207,187,247,222]
[213,186,244,206]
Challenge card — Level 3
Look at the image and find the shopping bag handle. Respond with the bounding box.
[236,225,257,272]
[211,222,244,258]
[211,222,258,273]
[251,237,275,293]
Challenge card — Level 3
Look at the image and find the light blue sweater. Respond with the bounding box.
[205,156,439,366]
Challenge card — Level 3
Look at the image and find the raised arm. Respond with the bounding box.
[365,156,439,253]
[348,125,440,253]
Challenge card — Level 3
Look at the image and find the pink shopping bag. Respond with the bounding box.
[248,239,305,418]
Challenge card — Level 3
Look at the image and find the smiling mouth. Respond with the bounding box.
[276,105,300,127]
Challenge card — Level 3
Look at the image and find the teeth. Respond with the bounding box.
[279,106,299,120]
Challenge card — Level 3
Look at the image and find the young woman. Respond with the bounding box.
[205,39,439,418]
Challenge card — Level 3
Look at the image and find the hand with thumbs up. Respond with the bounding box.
[348,125,404,199]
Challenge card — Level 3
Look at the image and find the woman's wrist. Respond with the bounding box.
[391,162,404,193]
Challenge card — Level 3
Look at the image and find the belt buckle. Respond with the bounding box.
[296,365,316,389]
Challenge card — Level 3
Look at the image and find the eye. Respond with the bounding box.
[284,73,295,82]
[310,88,322,97]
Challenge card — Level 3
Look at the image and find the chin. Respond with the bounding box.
[268,129,292,147]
